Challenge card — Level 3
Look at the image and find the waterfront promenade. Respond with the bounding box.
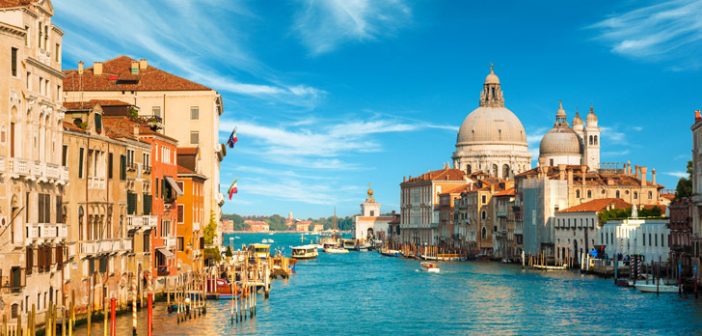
[72,233,702,335]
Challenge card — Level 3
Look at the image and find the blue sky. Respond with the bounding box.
[54,0,701,218]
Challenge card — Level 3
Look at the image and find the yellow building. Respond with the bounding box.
[175,147,206,274]
[0,0,68,322]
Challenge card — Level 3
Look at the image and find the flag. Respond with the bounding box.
[227,129,238,148]
[228,179,238,200]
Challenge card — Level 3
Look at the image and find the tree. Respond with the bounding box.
[676,160,693,199]
[203,210,220,264]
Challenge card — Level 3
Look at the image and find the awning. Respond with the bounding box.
[157,247,174,258]
[164,176,184,196]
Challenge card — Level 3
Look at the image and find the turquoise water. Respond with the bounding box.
[76,232,702,335]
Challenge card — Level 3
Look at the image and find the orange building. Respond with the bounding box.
[244,220,270,232]
[137,127,181,278]
[295,221,312,232]
[175,157,206,274]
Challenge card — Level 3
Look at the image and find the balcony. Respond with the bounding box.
[9,158,30,178]
[80,241,98,255]
[192,222,200,231]
[66,243,77,259]
[119,239,133,253]
[127,215,142,231]
[45,163,69,185]
[143,166,152,175]
[25,223,67,245]
[165,237,176,249]
[88,177,106,190]
[143,215,157,229]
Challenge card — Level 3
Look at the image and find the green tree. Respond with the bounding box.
[203,210,220,264]
[675,160,693,199]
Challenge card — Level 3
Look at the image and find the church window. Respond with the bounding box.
[492,164,498,177]
[502,164,510,178]
[594,135,598,145]
[549,159,554,166]
[634,192,638,199]
[587,190,592,198]
[589,136,593,145]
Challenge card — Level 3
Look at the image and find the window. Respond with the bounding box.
[62,145,68,166]
[587,190,592,198]
[576,190,581,198]
[107,153,113,178]
[119,155,126,180]
[151,106,161,118]
[481,195,487,204]
[190,131,199,145]
[11,47,18,77]
[37,22,41,48]
[126,149,135,168]
[78,148,84,178]
[143,153,150,170]
[94,113,102,133]
[615,190,620,198]
[634,192,638,200]
[26,72,30,89]
[37,194,51,223]
[177,205,184,223]
[177,237,184,251]
[56,196,63,224]
[643,233,646,246]
[549,159,554,166]
[161,220,170,238]
[24,25,30,46]
[127,192,137,215]
[55,43,60,63]
[648,191,653,200]
[155,178,160,198]
[143,194,152,215]
[481,211,487,220]
[190,106,199,120]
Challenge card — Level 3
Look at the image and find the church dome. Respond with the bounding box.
[572,111,583,129]
[485,69,500,85]
[539,126,581,155]
[457,106,527,144]
[587,106,598,126]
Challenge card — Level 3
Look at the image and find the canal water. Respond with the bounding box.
[75,232,702,335]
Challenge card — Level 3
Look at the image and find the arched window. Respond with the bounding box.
[589,135,594,145]
[78,206,84,241]
[481,226,487,240]
[492,164,498,177]
[466,164,472,174]
[594,135,598,145]
[634,192,638,199]
[587,190,592,198]
[481,210,487,220]
[648,191,653,200]
[576,189,581,199]
[615,190,620,198]
[502,164,510,178]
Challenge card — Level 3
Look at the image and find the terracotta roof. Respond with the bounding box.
[177,165,194,174]
[102,117,140,141]
[516,165,663,189]
[63,56,212,92]
[558,198,631,213]
[64,100,131,110]
[660,193,676,201]
[494,188,516,197]
[440,184,471,195]
[405,168,466,184]
[0,0,31,8]
[62,121,86,134]
[178,147,198,155]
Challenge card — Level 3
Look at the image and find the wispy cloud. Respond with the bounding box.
[54,0,325,108]
[227,178,362,205]
[664,171,688,179]
[589,0,702,69]
[220,117,455,169]
[293,0,412,55]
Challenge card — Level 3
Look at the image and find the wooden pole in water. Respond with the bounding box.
[70,291,75,336]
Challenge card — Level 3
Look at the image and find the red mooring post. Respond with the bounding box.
[147,292,153,336]
[110,298,117,336]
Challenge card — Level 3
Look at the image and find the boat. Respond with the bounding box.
[205,278,238,300]
[247,244,270,259]
[379,248,401,257]
[324,246,349,254]
[261,238,274,244]
[420,262,440,273]
[635,282,681,293]
[355,243,372,252]
[291,245,319,259]
[342,239,357,250]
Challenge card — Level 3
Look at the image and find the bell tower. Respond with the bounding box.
[361,183,381,217]
[583,106,601,170]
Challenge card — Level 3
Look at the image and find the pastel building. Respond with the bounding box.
[597,216,670,264]
[354,186,395,243]
[176,147,206,274]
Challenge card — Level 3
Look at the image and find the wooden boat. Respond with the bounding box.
[420,262,440,273]
[635,282,680,293]
[247,244,270,259]
[324,246,349,254]
[291,245,319,259]
[205,278,238,300]
[380,248,401,257]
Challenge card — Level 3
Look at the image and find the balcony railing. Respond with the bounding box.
[25,223,67,245]
[80,241,98,255]
[165,237,176,249]
[119,239,133,253]
[143,215,157,229]
[10,158,29,177]
[127,215,142,231]
[88,177,106,190]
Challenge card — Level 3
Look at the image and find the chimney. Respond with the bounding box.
[558,164,566,180]
[696,110,701,121]
[641,167,648,186]
[139,58,148,70]
[403,176,406,182]
[93,62,103,75]
[635,165,640,180]
[133,125,140,136]
[652,168,657,185]
[567,169,573,185]
[131,61,139,75]
[78,61,84,75]
[627,160,632,175]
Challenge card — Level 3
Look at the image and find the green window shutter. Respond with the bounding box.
[143,195,152,215]
[120,155,126,180]
[107,153,113,179]
[78,148,84,178]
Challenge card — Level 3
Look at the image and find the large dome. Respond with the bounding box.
[457,106,527,145]
[539,127,581,155]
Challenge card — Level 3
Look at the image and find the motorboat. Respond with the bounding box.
[342,239,357,250]
[324,246,349,254]
[635,282,681,293]
[420,262,440,273]
[379,248,401,257]
[355,243,372,252]
[247,244,270,259]
[291,245,319,259]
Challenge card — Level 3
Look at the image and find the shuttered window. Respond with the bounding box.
[78,148,84,178]
[143,194,152,215]
[119,155,126,180]
[127,192,137,215]
[107,153,113,179]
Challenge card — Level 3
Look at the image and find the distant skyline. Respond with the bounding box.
[54,0,701,218]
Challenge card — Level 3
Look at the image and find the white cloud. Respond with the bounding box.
[664,171,688,179]
[293,0,412,55]
[54,0,324,108]
[590,0,702,68]
[234,178,362,205]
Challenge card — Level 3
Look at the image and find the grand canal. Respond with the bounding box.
[75,233,702,335]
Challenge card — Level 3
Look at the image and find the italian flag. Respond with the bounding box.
[228,180,238,200]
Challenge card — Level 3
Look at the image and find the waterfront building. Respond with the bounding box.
[668,198,693,273]
[554,198,629,266]
[437,184,469,245]
[134,122,181,278]
[452,66,531,178]
[61,103,142,310]
[538,102,600,170]
[294,221,311,232]
[0,0,68,321]
[175,147,206,274]
[491,188,517,260]
[597,216,670,264]
[400,167,469,245]
[221,219,234,233]
[691,110,702,260]
[63,56,226,248]
[312,224,324,233]
[243,220,269,232]
[516,164,662,260]
[354,186,395,243]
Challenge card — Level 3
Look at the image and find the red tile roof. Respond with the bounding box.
[660,193,676,201]
[440,184,471,195]
[494,188,516,197]
[177,165,195,174]
[559,198,631,213]
[62,121,86,134]
[0,0,31,8]
[177,147,198,155]
[63,56,212,92]
[64,100,132,110]
[405,168,466,183]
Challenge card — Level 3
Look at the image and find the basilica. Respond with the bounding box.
[538,102,601,170]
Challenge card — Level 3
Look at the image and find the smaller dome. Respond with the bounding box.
[485,65,500,84]
[556,101,566,118]
[587,106,598,124]
[572,111,583,128]
[540,126,581,156]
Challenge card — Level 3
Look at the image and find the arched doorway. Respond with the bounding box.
[367,228,375,241]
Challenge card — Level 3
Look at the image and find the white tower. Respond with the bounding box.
[583,106,601,170]
[361,184,381,217]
